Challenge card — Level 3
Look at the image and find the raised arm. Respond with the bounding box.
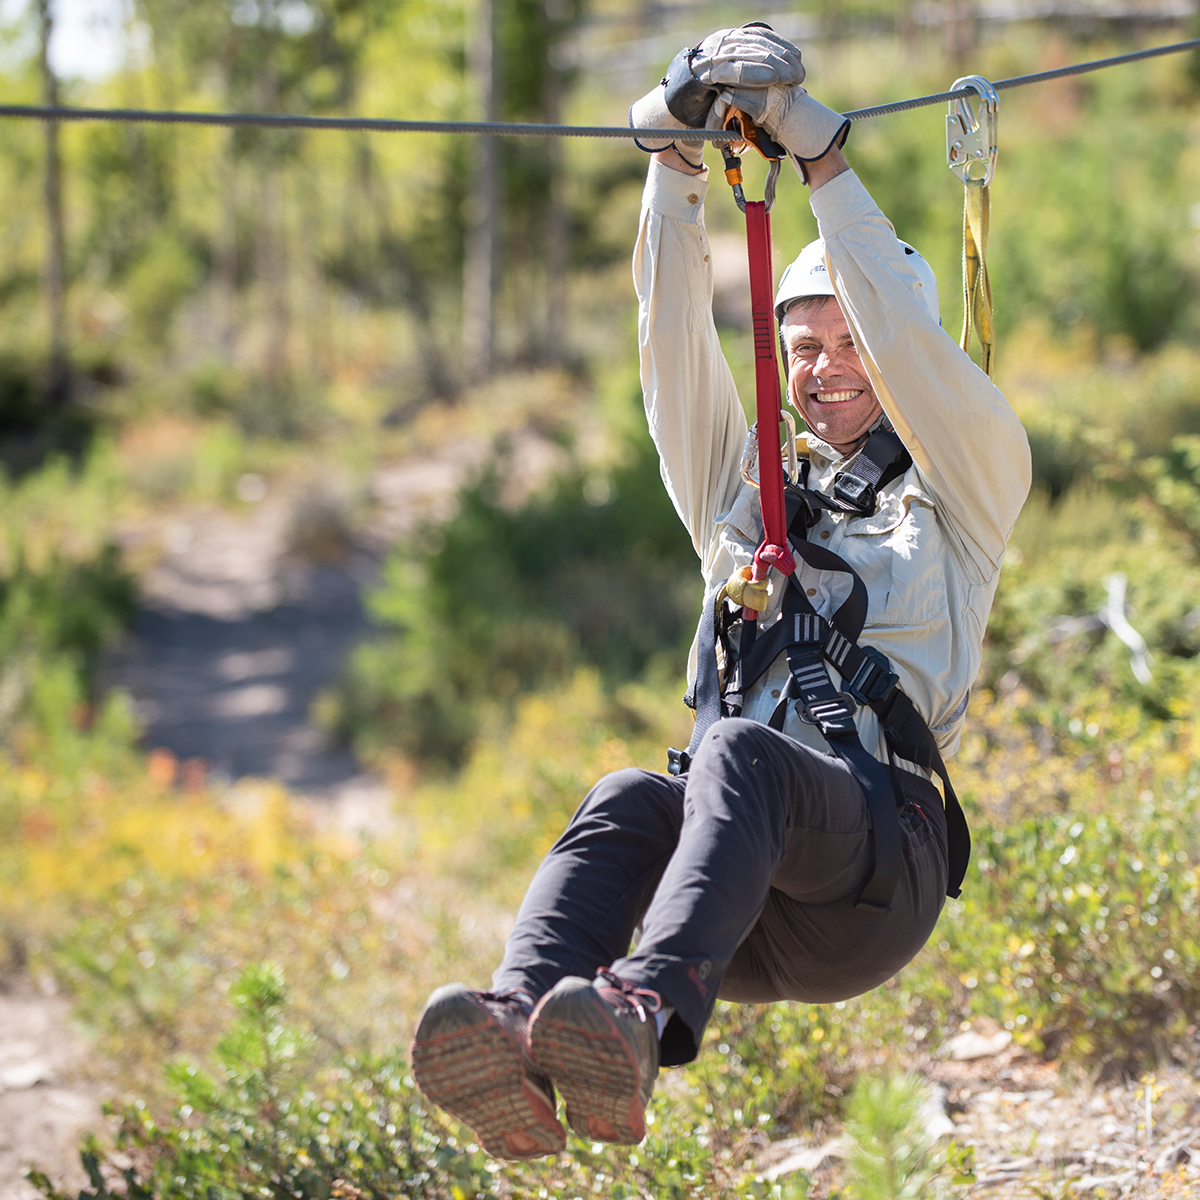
[716,66,1032,578]
[633,153,749,570]
[807,146,1031,578]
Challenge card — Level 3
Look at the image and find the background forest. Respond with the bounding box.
[3,0,1200,1197]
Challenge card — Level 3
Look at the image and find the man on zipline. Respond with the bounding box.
[411,27,1030,1160]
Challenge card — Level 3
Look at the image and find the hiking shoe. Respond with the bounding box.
[410,983,566,1160]
[529,969,661,1144]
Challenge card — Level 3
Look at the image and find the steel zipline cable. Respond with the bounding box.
[0,35,1197,138]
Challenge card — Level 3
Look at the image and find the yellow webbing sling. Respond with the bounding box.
[961,179,993,376]
[947,76,999,377]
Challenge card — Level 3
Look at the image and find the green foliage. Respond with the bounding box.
[22,963,806,1200]
[949,776,1200,1070]
[0,543,134,671]
[328,421,701,769]
[9,17,1200,1200]
[980,485,1200,727]
[0,537,135,750]
[842,1074,938,1200]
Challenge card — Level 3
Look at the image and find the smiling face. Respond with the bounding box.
[781,296,883,455]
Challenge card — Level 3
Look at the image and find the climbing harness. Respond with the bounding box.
[670,426,973,908]
[948,76,999,376]
[666,101,973,911]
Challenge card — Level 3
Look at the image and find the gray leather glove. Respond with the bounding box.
[629,24,805,166]
[628,86,706,166]
[688,25,805,89]
[661,24,804,127]
[713,82,849,177]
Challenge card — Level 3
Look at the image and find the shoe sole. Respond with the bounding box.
[530,979,649,1145]
[410,984,565,1160]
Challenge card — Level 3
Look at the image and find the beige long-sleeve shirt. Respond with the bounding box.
[634,159,1031,765]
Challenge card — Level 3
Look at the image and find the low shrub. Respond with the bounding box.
[325,424,701,771]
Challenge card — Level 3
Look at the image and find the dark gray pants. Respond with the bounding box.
[493,718,948,1065]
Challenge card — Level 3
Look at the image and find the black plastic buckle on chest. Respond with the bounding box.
[831,471,876,514]
[844,645,900,708]
[784,646,856,740]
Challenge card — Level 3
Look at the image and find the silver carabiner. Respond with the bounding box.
[739,414,800,489]
[946,75,999,186]
[721,110,784,213]
[723,153,781,214]
[739,425,761,489]
[781,409,799,484]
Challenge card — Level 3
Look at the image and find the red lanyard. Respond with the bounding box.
[743,198,796,593]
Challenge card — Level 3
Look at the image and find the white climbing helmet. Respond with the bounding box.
[774,237,941,325]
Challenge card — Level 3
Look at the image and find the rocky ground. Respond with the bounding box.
[0,983,101,1200]
[759,1031,1200,1197]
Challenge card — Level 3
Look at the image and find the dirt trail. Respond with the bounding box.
[0,984,100,1200]
[99,436,490,797]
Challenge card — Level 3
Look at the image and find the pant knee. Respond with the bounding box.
[572,768,682,831]
[694,717,770,757]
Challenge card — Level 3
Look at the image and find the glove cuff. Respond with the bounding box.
[629,87,686,152]
[674,136,705,168]
[778,91,850,179]
[662,45,722,128]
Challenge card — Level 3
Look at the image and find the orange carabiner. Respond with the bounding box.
[720,109,783,213]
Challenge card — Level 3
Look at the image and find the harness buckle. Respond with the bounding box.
[845,645,899,707]
[832,470,876,514]
[667,747,691,776]
[803,692,858,737]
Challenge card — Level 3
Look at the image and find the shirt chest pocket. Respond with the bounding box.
[838,490,947,628]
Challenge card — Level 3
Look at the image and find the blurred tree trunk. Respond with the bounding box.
[259,164,289,387]
[945,0,976,68]
[215,39,239,358]
[898,0,919,60]
[255,2,289,389]
[216,130,239,357]
[464,0,501,382]
[540,59,566,367]
[36,0,69,406]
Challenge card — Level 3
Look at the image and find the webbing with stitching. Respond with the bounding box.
[961,180,994,375]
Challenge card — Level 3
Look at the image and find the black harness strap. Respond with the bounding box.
[786,427,913,529]
[832,428,910,513]
[758,603,905,912]
[668,431,971,905]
